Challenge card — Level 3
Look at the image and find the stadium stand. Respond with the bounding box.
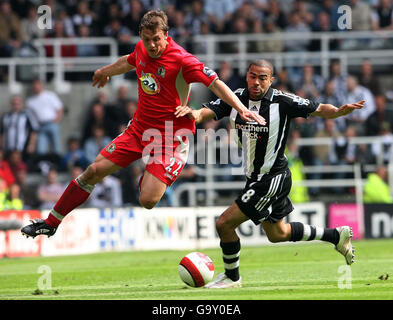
[0,0,392,208]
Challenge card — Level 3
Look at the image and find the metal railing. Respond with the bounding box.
[172,135,393,207]
[0,30,392,93]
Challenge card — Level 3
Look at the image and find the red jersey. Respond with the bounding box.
[127,37,218,134]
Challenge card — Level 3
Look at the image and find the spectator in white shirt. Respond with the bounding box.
[25,79,64,155]
[204,0,241,33]
[345,76,376,135]
[88,175,123,208]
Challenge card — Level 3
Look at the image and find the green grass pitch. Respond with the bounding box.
[0,239,392,300]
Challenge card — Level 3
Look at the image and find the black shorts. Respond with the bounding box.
[235,169,294,225]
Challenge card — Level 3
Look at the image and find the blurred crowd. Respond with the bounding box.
[0,0,392,67]
[0,0,392,209]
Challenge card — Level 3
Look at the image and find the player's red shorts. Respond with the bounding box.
[100,122,190,186]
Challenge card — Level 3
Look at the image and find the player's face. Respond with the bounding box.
[246,65,274,100]
[140,28,168,58]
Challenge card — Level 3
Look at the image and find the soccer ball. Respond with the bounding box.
[178,252,214,287]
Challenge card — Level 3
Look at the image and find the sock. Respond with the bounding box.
[289,222,339,245]
[44,175,95,228]
[220,240,241,281]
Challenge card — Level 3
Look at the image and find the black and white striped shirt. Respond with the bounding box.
[0,110,40,153]
[204,87,319,180]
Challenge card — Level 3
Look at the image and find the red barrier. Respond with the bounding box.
[0,210,42,258]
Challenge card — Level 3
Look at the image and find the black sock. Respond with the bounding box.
[220,240,241,281]
[289,222,339,245]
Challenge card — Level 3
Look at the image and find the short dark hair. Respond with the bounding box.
[247,59,274,76]
[139,10,169,33]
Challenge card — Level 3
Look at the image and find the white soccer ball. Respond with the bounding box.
[178,252,215,287]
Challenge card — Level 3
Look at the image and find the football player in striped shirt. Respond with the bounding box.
[175,59,364,288]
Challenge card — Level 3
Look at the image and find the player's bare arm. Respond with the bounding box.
[92,55,135,88]
[312,100,365,119]
[175,105,215,124]
[209,79,266,125]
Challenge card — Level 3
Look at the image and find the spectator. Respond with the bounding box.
[284,11,311,52]
[21,5,46,42]
[317,80,346,133]
[103,18,133,55]
[0,95,39,158]
[125,100,138,121]
[329,59,348,106]
[81,102,118,143]
[122,0,146,35]
[170,10,189,47]
[311,119,341,195]
[254,17,284,53]
[291,0,314,26]
[60,137,89,171]
[140,0,171,11]
[45,21,77,58]
[109,85,133,128]
[365,94,393,136]
[0,0,23,58]
[72,1,95,31]
[1,183,23,210]
[335,125,374,167]
[295,64,325,100]
[319,0,341,30]
[275,68,295,92]
[216,61,243,91]
[310,11,339,51]
[313,118,341,165]
[358,59,381,96]
[184,0,209,37]
[37,167,65,210]
[70,163,83,180]
[363,165,393,203]
[25,79,64,155]
[14,167,38,209]
[76,24,99,57]
[114,160,143,206]
[7,150,27,180]
[83,125,112,164]
[371,122,393,165]
[264,0,288,29]
[0,148,15,188]
[204,0,240,33]
[371,0,393,31]
[345,76,376,135]
[351,0,373,31]
[286,133,309,203]
[56,9,75,37]
[87,175,123,208]
[10,0,34,19]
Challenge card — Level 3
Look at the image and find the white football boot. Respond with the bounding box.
[335,226,355,265]
[204,273,242,289]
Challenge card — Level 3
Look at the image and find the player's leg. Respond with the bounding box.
[138,134,190,209]
[263,199,355,265]
[21,154,122,238]
[138,170,168,209]
[205,202,248,288]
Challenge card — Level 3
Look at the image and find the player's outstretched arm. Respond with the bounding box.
[209,80,266,125]
[92,55,135,88]
[175,105,215,124]
[311,100,365,119]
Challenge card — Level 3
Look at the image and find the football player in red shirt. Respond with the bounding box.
[21,10,265,238]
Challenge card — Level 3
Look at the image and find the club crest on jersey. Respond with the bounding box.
[156,66,166,78]
[106,143,116,154]
[139,72,160,95]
